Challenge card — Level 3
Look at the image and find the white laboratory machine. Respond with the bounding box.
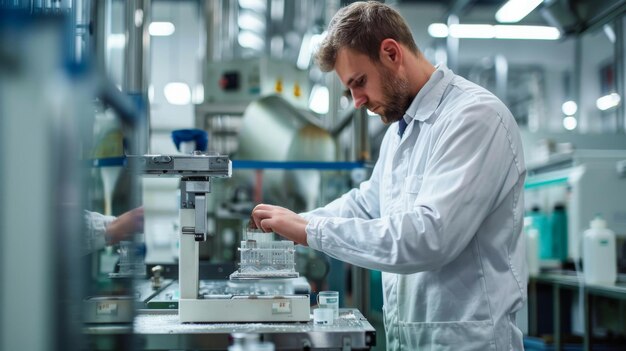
[128,153,310,323]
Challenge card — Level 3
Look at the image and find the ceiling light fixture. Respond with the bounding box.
[149,22,175,36]
[297,32,326,70]
[238,0,266,13]
[428,23,559,40]
[596,93,621,111]
[561,101,577,115]
[164,82,191,105]
[309,85,329,115]
[495,0,544,23]
[107,33,125,49]
[238,10,266,32]
[238,30,265,51]
[563,116,577,130]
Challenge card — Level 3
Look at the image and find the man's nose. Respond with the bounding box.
[352,90,367,108]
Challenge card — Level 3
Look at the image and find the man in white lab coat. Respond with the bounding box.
[251,2,527,350]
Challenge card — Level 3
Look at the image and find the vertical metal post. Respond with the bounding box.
[204,0,219,62]
[327,73,342,136]
[553,285,561,351]
[574,36,583,133]
[124,0,150,155]
[583,292,592,351]
[353,107,370,162]
[351,266,371,318]
[614,17,625,133]
[93,0,111,76]
[494,54,508,104]
[124,0,149,93]
[446,14,459,72]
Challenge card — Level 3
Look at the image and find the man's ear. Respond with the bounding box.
[379,38,402,69]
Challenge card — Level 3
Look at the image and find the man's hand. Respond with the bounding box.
[106,207,144,245]
[251,204,309,246]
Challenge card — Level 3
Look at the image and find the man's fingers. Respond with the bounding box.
[252,206,274,230]
[259,218,273,233]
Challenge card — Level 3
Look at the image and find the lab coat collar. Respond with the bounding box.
[403,64,453,123]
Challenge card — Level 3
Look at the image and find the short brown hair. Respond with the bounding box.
[315,1,420,72]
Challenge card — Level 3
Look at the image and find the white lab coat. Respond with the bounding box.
[303,65,527,350]
[84,210,116,254]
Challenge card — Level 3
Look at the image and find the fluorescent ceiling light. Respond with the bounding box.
[596,93,620,111]
[561,100,577,115]
[495,25,559,40]
[297,32,326,70]
[428,23,449,38]
[603,24,616,43]
[108,33,125,49]
[238,30,265,51]
[192,84,204,104]
[428,23,560,40]
[563,116,577,130]
[238,0,266,13]
[149,22,175,36]
[450,24,495,38]
[164,82,191,105]
[148,84,154,102]
[309,84,329,115]
[238,10,266,32]
[496,0,543,23]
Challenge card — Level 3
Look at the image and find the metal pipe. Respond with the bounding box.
[446,14,459,72]
[351,266,371,319]
[124,0,149,93]
[124,0,150,155]
[574,35,583,133]
[352,108,370,162]
[93,0,109,76]
[494,54,508,104]
[203,0,219,62]
[614,18,625,133]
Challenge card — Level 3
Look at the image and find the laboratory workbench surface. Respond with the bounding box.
[85,308,376,350]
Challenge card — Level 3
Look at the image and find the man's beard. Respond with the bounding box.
[370,66,413,124]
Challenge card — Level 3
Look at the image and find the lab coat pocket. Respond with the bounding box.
[403,175,423,210]
[398,320,495,351]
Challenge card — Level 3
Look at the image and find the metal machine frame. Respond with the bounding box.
[128,153,310,323]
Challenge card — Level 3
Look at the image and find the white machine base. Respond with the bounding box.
[179,295,310,323]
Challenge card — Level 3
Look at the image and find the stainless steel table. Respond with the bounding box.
[85,308,376,350]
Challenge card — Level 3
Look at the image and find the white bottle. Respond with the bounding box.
[527,227,540,277]
[582,216,617,285]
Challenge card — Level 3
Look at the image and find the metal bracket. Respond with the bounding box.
[194,194,206,242]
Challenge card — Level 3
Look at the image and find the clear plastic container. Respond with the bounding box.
[245,228,274,242]
[231,237,299,279]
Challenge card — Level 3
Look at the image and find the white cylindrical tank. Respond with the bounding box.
[582,216,617,285]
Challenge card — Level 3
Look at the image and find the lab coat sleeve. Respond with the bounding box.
[300,131,390,221]
[306,106,522,273]
[84,210,116,254]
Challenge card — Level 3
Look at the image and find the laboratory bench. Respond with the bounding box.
[527,271,626,351]
[84,308,376,350]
